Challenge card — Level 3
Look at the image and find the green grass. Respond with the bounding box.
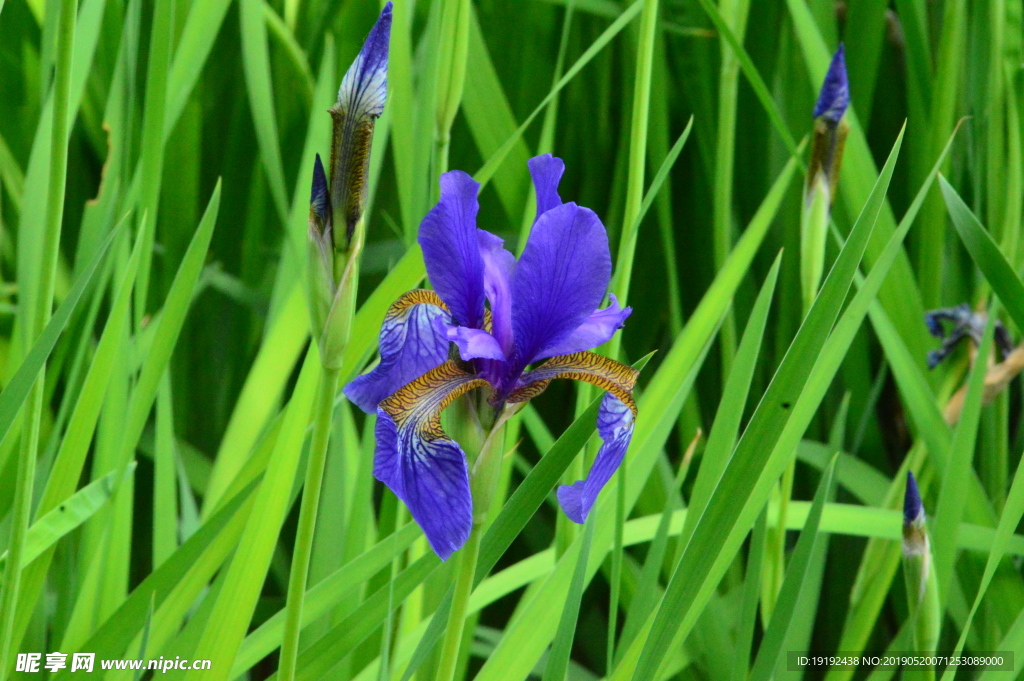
[2,1,1024,680]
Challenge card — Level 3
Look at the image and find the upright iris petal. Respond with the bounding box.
[539,295,632,360]
[511,202,612,367]
[528,153,565,223]
[418,171,487,330]
[478,230,516,355]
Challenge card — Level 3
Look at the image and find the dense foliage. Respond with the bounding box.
[1,0,1023,680]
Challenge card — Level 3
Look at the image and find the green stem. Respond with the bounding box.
[436,526,482,681]
[0,0,76,675]
[278,366,340,681]
[431,0,469,204]
[436,410,508,681]
[601,0,657,669]
[608,0,659,317]
[432,135,450,204]
[606,462,626,671]
[711,0,751,381]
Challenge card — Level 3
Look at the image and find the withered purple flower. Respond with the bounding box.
[924,303,1013,369]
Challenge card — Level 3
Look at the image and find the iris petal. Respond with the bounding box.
[344,289,450,414]
[336,2,392,119]
[511,203,612,367]
[375,361,489,560]
[478,230,515,355]
[508,351,639,523]
[558,394,635,523]
[442,323,506,362]
[533,295,632,361]
[528,154,565,223]
[419,171,486,329]
[508,350,638,412]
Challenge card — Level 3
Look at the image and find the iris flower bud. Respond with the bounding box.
[802,44,850,312]
[307,3,392,367]
[806,44,850,208]
[902,471,940,669]
[329,2,391,256]
[308,154,333,340]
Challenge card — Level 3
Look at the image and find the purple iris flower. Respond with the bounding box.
[345,155,636,559]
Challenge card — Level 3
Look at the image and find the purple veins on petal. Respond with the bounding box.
[813,44,849,122]
[478,230,516,355]
[528,153,565,223]
[536,295,632,361]
[558,393,635,524]
[418,171,487,329]
[511,202,612,366]
[372,361,489,560]
[337,2,393,119]
[507,352,638,521]
[373,409,472,561]
[343,290,451,414]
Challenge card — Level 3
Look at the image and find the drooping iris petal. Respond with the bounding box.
[508,350,638,409]
[374,361,489,560]
[558,393,635,523]
[419,171,486,329]
[528,154,565,223]
[812,44,849,122]
[508,351,639,523]
[511,203,612,366]
[344,290,451,413]
[478,230,515,355]
[533,295,632,361]
[442,323,506,362]
[336,2,393,120]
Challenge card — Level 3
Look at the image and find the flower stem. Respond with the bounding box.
[436,525,481,681]
[436,407,511,681]
[278,366,340,681]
